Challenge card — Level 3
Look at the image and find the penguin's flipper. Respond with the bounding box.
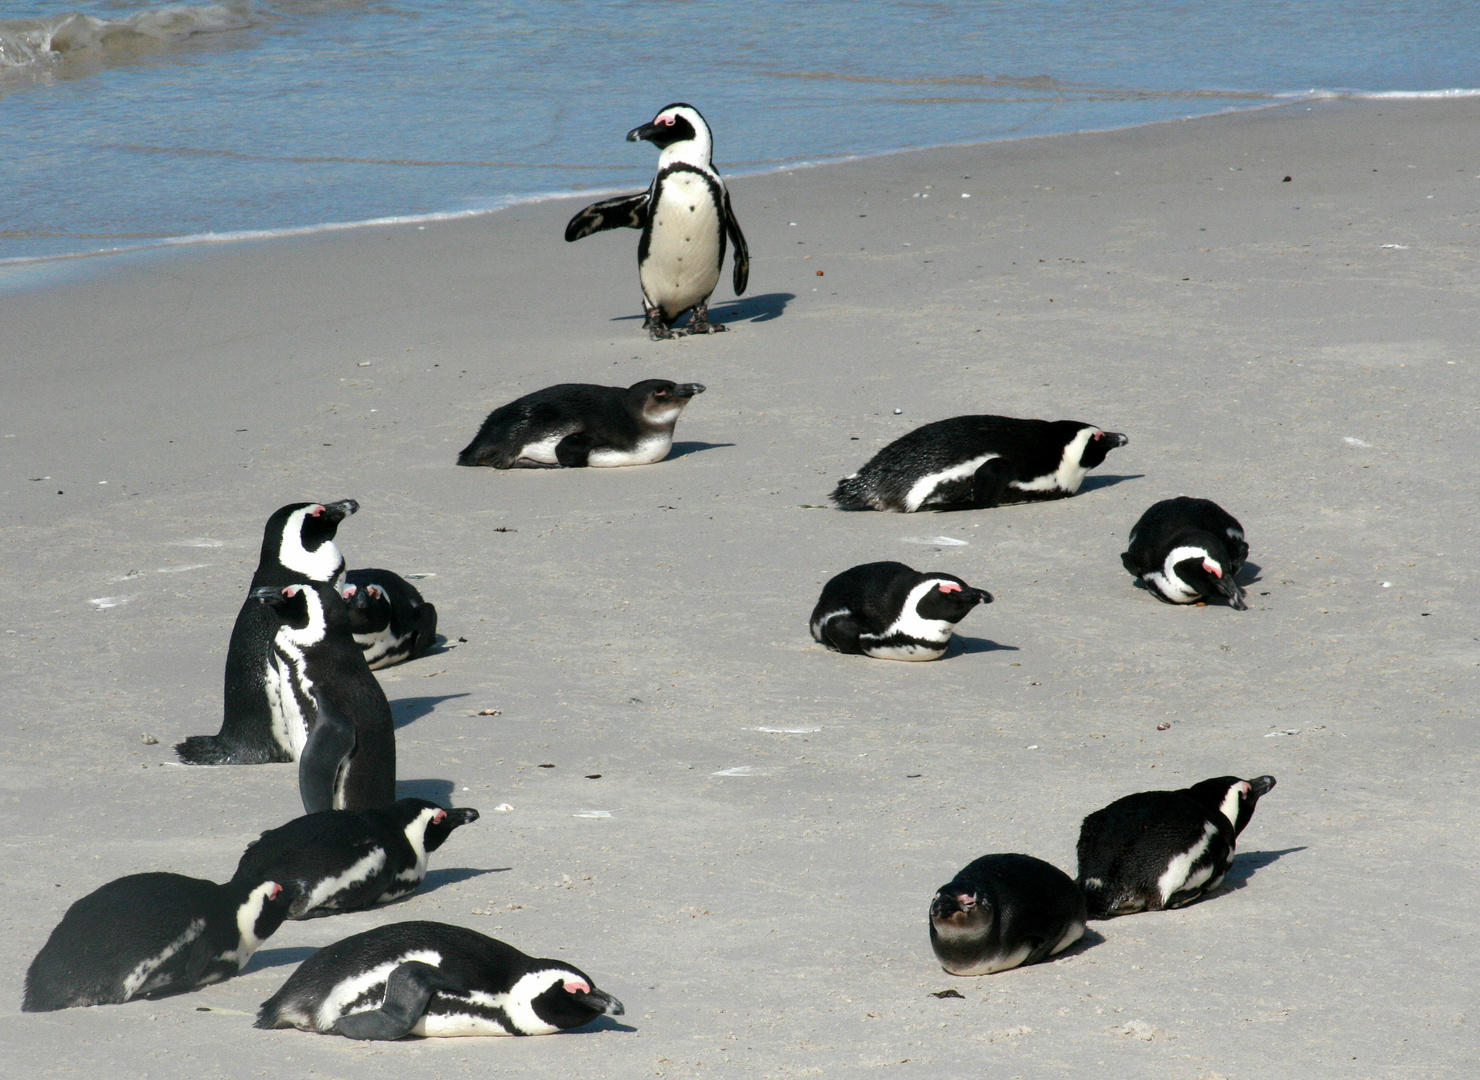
[411,602,438,660]
[298,693,357,815]
[819,614,867,654]
[553,432,595,468]
[725,190,749,294]
[1119,551,1141,576]
[969,459,1011,509]
[331,961,462,1041]
[565,192,649,241]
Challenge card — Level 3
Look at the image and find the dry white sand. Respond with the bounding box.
[1,97,1476,1078]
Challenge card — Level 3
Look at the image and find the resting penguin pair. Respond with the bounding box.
[458,380,704,469]
[257,921,624,1040]
[832,415,1128,513]
[1076,774,1277,918]
[23,872,290,1011]
[566,103,748,339]
[810,562,992,661]
[1122,496,1249,610]
[341,568,438,670]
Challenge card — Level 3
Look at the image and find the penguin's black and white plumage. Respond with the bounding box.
[176,500,359,765]
[232,799,480,919]
[23,872,289,1011]
[457,380,705,469]
[809,562,991,661]
[1076,775,1277,918]
[1121,496,1249,610]
[256,921,625,1040]
[341,569,438,669]
[565,103,748,340]
[831,416,1128,513]
[929,854,1087,976]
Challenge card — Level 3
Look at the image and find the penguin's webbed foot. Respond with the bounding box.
[643,307,676,340]
[684,303,727,335]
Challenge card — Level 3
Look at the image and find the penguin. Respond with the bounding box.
[809,561,992,660]
[175,499,359,765]
[244,581,397,813]
[830,415,1128,513]
[1076,774,1277,918]
[232,799,480,919]
[22,872,289,1011]
[341,568,438,669]
[929,854,1087,976]
[1121,496,1249,610]
[256,921,625,1039]
[565,103,749,340]
[457,380,705,469]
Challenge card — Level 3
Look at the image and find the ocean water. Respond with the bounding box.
[2,0,1477,264]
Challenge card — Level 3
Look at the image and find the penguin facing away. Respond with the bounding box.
[929,854,1087,976]
[810,561,992,660]
[565,103,749,340]
[831,415,1129,512]
[342,568,438,670]
[248,582,397,813]
[1121,496,1249,610]
[1076,774,1277,918]
[457,380,705,469]
[23,872,289,1011]
[256,921,625,1039]
[175,499,359,766]
[232,799,480,920]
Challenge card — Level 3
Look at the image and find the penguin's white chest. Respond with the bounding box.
[641,172,722,317]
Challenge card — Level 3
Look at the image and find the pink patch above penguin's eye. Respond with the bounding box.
[937,582,961,593]
[284,586,300,597]
[1203,560,1222,578]
[368,585,383,599]
[267,882,283,899]
[563,979,591,995]
[433,810,446,824]
[660,115,675,125]
[342,585,357,597]
[310,505,324,517]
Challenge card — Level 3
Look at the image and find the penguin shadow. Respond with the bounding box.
[389,693,470,730]
[667,441,735,460]
[418,865,510,895]
[946,635,1019,657]
[1057,926,1107,960]
[1078,473,1144,495]
[608,292,794,327]
[396,777,459,803]
[1237,561,1264,585]
[576,1014,639,1034]
[1214,846,1306,896]
[418,634,457,659]
[240,945,319,975]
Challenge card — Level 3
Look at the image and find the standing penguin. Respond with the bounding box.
[232,799,480,919]
[175,499,359,765]
[831,416,1128,512]
[810,562,992,660]
[457,380,705,468]
[565,103,748,339]
[929,854,1087,976]
[1076,774,1277,918]
[342,568,438,669]
[23,872,289,1011]
[256,921,625,1039]
[1121,496,1249,610]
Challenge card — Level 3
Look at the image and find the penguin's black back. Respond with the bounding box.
[1125,497,1248,572]
[811,561,933,635]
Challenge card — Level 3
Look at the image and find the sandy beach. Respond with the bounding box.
[1,97,1476,1078]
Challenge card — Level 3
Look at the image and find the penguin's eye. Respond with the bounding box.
[267,882,283,900]
[660,115,675,126]
[283,586,299,597]
[343,585,357,597]
[1093,431,1103,440]
[1202,560,1222,578]
[936,582,961,594]
[563,979,591,995]
[310,505,324,517]
[433,810,446,824]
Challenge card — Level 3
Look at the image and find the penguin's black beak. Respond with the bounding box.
[627,122,662,143]
[250,585,289,605]
[1249,775,1277,797]
[674,383,705,398]
[1104,432,1129,448]
[1215,572,1249,611]
[967,587,993,606]
[320,499,359,522]
[572,987,624,1016]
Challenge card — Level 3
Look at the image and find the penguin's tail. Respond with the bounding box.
[1076,876,1116,920]
[173,734,277,766]
[828,474,875,510]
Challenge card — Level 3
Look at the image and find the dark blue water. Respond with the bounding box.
[3,0,1477,263]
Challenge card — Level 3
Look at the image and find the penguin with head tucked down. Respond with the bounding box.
[1077,774,1277,917]
[831,415,1128,513]
[256,921,625,1040]
[341,568,438,670]
[1121,496,1249,610]
[929,854,1087,976]
[232,799,480,919]
[23,872,289,1011]
[175,500,359,765]
[810,562,992,660]
[565,103,748,340]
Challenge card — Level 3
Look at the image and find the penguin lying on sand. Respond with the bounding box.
[457,380,704,469]
[810,562,991,660]
[342,568,438,669]
[23,872,289,1011]
[831,415,1128,512]
[176,499,358,766]
[1076,774,1277,917]
[828,414,1124,511]
[233,799,480,919]
[929,854,1087,976]
[256,921,625,1039]
[1121,496,1249,610]
[565,103,749,340]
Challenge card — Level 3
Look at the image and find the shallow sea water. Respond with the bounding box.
[2,0,1478,262]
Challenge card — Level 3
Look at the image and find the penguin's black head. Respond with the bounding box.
[252,582,349,634]
[410,800,481,853]
[929,883,993,936]
[1171,546,1247,610]
[527,966,625,1030]
[630,379,705,420]
[234,879,292,942]
[1078,428,1129,469]
[1188,774,1276,837]
[262,499,357,557]
[914,576,992,624]
[627,103,705,150]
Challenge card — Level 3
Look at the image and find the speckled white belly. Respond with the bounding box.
[587,433,673,467]
[641,172,722,316]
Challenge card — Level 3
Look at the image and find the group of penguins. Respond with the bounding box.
[21,102,1279,1042]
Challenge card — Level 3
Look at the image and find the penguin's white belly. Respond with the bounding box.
[265,648,312,758]
[641,173,722,316]
[587,433,673,467]
[516,435,564,464]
